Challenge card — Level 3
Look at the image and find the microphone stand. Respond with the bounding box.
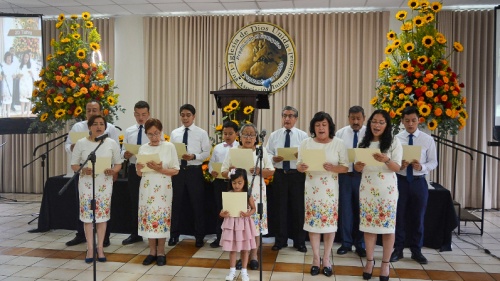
[59,138,105,281]
[249,143,265,281]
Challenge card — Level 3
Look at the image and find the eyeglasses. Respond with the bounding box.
[147,132,162,138]
[371,120,387,126]
[282,114,296,119]
[241,134,256,139]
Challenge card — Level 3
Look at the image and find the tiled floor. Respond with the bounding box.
[1,193,500,281]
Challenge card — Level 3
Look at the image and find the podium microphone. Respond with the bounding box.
[259,129,267,140]
[95,133,108,142]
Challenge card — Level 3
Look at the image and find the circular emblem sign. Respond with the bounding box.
[225,22,296,93]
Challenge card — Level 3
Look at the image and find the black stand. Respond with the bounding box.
[0,141,14,202]
[249,142,265,281]
[59,138,105,281]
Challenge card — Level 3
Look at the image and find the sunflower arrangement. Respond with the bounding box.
[29,12,124,133]
[372,1,467,137]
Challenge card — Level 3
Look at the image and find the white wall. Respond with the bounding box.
[113,16,146,131]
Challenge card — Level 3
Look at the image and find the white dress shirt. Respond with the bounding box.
[396,129,438,176]
[170,123,211,166]
[266,127,309,169]
[209,140,239,173]
[335,125,367,172]
[121,123,148,164]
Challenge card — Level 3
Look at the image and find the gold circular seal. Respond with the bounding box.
[225,22,296,93]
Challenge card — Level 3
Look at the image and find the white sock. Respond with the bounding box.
[241,268,248,274]
[229,267,236,273]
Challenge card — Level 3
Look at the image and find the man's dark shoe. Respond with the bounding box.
[272,243,287,251]
[122,235,143,245]
[296,245,307,253]
[195,238,205,248]
[156,255,166,266]
[236,259,243,270]
[411,252,428,264]
[390,249,404,262]
[168,237,178,246]
[210,239,220,248]
[103,238,110,248]
[336,245,352,255]
[249,259,259,270]
[355,247,367,258]
[66,236,86,246]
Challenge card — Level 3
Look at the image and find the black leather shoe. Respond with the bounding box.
[210,239,220,248]
[103,238,110,248]
[389,249,403,262]
[168,237,178,246]
[249,259,259,270]
[362,259,375,280]
[356,247,367,258]
[411,252,428,264]
[310,266,320,276]
[272,244,282,251]
[142,255,157,265]
[322,266,333,277]
[236,259,243,270]
[195,239,205,248]
[156,255,166,266]
[296,245,307,253]
[66,236,86,246]
[337,245,352,255]
[122,235,143,245]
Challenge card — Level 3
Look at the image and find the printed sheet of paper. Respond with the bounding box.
[277,147,298,161]
[222,192,247,218]
[229,149,254,170]
[87,157,111,174]
[301,149,326,172]
[347,149,355,163]
[211,162,225,179]
[354,148,384,166]
[136,154,161,173]
[403,145,422,162]
[69,132,88,143]
[123,143,141,155]
[173,142,187,159]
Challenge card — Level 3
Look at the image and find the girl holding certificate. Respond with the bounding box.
[355,109,402,281]
[71,115,122,263]
[220,168,256,281]
[296,111,348,277]
[136,119,180,266]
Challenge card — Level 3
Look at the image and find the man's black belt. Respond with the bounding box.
[276,168,299,174]
[181,164,202,170]
[397,174,425,180]
[346,172,361,177]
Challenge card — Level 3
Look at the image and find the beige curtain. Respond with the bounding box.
[0,18,115,194]
[144,11,388,151]
[435,10,500,209]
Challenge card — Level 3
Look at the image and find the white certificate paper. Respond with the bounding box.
[354,148,384,166]
[229,148,254,170]
[173,142,187,159]
[403,145,422,162]
[87,157,111,175]
[347,149,355,163]
[123,143,141,155]
[136,154,161,173]
[222,192,247,218]
[69,132,88,143]
[301,149,326,172]
[211,162,225,179]
[277,147,298,161]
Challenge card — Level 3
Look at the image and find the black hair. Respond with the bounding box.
[282,106,298,117]
[3,52,12,63]
[87,114,107,130]
[179,104,196,115]
[19,51,31,70]
[134,101,150,111]
[227,168,249,193]
[309,111,335,139]
[358,109,393,153]
[401,106,420,118]
[223,120,239,132]
[348,105,365,116]
[87,100,102,111]
[238,123,259,146]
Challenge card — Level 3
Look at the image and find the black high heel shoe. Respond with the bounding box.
[379,261,390,281]
[310,258,321,276]
[322,257,332,277]
[362,259,375,280]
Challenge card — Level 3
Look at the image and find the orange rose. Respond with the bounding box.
[434,108,443,116]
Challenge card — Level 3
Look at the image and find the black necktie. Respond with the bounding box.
[137,125,143,145]
[407,134,414,182]
[283,129,291,171]
[352,130,358,171]
[181,127,188,167]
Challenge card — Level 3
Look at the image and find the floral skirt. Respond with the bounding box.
[78,174,113,223]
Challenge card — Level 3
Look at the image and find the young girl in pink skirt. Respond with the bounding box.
[220,168,257,281]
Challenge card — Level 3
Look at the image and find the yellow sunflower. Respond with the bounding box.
[231,120,239,126]
[379,61,390,70]
[427,119,438,130]
[228,100,239,110]
[393,39,402,47]
[107,96,116,106]
[70,14,78,19]
[387,31,396,40]
[403,101,413,108]
[408,0,419,9]
[223,105,232,113]
[70,23,80,30]
[417,55,428,64]
[401,22,413,31]
[74,106,83,116]
[458,117,466,130]
[164,134,170,142]
[39,81,47,91]
[413,16,425,27]
[431,2,442,12]
[40,113,49,122]
[400,61,410,70]
[370,96,378,105]
[419,104,431,117]
[395,11,407,21]
[425,13,434,23]
[61,38,70,43]
[243,106,254,115]
[32,89,39,97]
[55,109,66,119]
[76,49,86,59]
[54,96,64,104]
[90,42,100,51]
[215,124,223,131]
[82,12,91,20]
[72,33,81,40]
[436,35,447,44]
[47,97,52,106]
[453,42,464,52]
[85,21,93,28]
[58,14,65,21]
[385,45,395,55]
[67,97,74,104]
[404,43,415,52]
[73,91,83,97]
[422,36,434,48]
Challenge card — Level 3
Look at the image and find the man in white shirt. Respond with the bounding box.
[336,106,367,257]
[208,120,239,248]
[121,101,150,245]
[64,100,120,247]
[391,106,438,265]
[169,104,211,247]
[266,106,309,253]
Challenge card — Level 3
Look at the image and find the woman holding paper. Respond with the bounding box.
[136,118,180,266]
[355,109,402,281]
[221,123,274,270]
[71,115,122,263]
[296,111,348,277]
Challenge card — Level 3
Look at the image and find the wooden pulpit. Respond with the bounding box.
[210,89,270,125]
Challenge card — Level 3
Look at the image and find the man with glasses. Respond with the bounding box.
[391,106,438,264]
[335,106,367,257]
[169,104,211,247]
[121,101,150,245]
[266,106,309,252]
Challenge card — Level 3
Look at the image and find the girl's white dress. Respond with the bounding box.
[19,64,34,103]
[1,62,18,104]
